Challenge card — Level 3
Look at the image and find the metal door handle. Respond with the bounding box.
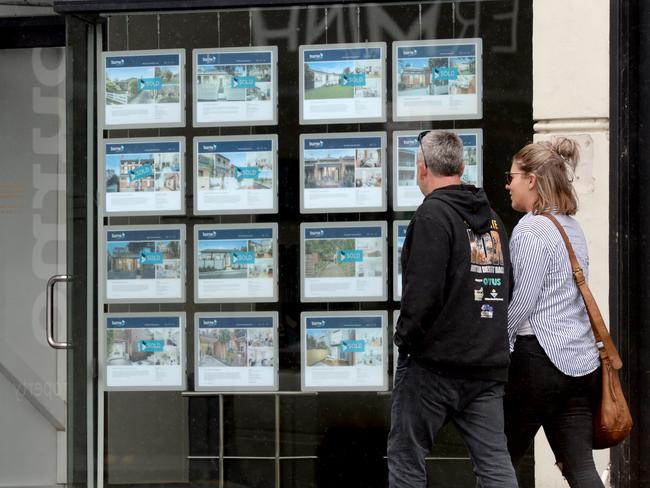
[46,274,73,350]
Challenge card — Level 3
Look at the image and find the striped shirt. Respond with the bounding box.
[508,212,600,377]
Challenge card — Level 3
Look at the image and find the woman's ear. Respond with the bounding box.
[528,173,537,190]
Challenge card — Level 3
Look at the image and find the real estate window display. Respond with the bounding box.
[100,2,533,487]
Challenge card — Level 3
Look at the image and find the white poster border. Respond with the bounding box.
[192,46,278,127]
[392,310,400,387]
[392,38,483,122]
[100,311,187,392]
[99,136,186,217]
[193,222,279,303]
[299,131,387,214]
[300,220,388,303]
[392,128,484,211]
[192,134,279,215]
[392,220,410,302]
[301,310,389,392]
[99,48,186,129]
[101,223,187,304]
[194,311,279,392]
[299,42,387,125]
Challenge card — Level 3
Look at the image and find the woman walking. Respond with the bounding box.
[504,138,603,487]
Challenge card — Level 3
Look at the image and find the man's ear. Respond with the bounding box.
[417,158,427,179]
[459,162,465,177]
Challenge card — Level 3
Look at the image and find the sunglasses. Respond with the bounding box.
[504,171,526,185]
[417,130,432,168]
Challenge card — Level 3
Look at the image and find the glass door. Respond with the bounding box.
[0,16,93,488]
[0,44,71,487]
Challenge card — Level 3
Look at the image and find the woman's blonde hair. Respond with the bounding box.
[512,137,580,215]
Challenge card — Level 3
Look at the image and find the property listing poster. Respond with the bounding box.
[195,224,277,302]
[393,129,483,210]
[193,47,277,126]
[103,313,185,390]
[393,39,482,121]
[300,133,386,213]
[102,138,184,215]
[195,313,278,391]
[300,42,386,124]
[101,50,184,128]
[301,312,388,391]
[393,221,409,301]
[104,226,185,302]
[194,136,277,214]
[301,222,387,302]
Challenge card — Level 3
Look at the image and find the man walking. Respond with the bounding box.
[387,130,517,487]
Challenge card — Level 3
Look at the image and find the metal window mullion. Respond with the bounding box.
[95,19,107,488]
[219,394,224,488]
[275,393,280,487]
[87,21,99,488]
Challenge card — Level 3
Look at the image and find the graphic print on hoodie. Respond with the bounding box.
[394,184,511,382]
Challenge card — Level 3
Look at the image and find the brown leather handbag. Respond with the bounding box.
[543,213,633,449]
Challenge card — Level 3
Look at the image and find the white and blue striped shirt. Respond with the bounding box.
[508,212,600,377]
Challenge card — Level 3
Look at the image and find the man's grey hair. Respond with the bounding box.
[418,130,464,176]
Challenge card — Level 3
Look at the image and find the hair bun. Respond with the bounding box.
[552,137,579,170]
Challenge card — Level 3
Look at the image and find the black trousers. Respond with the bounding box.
[504,335,604,488]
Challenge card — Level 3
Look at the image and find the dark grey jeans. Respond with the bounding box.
[387,354,518,488]
[504,335,604,488]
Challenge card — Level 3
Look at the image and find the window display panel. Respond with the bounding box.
[393,129,483,211]
[195,312,279,391]
[393,310,400,385]
[299,42,387,124]
[301,311,388,392]
[193,46,278,127]
[457,131,483,187]
[103,225,186,303]
[393,39,482,121]
[300,221,387,302]
[193,135,278,215]
[194,223,278,303]
[100,49,185,128]
[300,132,386,213]
[393,220,409,301]
[97,3,536,486]
[102,312,186,391]
[101,138,185,216]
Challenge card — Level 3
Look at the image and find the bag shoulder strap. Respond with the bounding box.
[541,213,623,370]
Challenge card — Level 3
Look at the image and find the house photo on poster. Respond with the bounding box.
[194,224,278,303]
[300,221,387,302]
[393,220,409,301]
[393,39,482,121]
[193,47,277,126]
[103,225,185,303]
[195,312,278,391]
[194,135,277,215]
[102,313,186,391]
[301,311,388,392]
[300,42,386,124]
[100,49,185,128]
[300,132,386,213]
[101,138,184,216]
[392,129,483,211]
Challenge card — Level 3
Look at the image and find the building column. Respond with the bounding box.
[532,0,610,486]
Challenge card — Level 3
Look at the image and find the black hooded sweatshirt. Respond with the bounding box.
[394,184,512,382]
